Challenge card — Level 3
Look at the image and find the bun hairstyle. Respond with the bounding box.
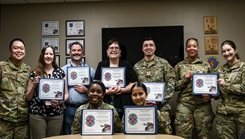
[131,82,148,94]
[90,80,106,94]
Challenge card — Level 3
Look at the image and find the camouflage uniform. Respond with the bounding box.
[134,56,175,134]
[174,57,214,139]
[0,59,31,139]
[216,60,245,139]
[71,101,122,134]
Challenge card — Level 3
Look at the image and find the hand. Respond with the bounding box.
[112,86,122,95]
[202,94,211,102]
[32,76,40,89]
[184,72,192,83]
[74,84,88,93]
[217,79,226,86]
[146,101,157,106]
[50,99,60,107]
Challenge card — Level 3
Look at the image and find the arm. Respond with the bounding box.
[163,63,175,103]
[71,107,82,134]
[25,76,39,101]
[113,108,122,133]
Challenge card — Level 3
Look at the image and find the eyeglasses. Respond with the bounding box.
[108,47,120,51]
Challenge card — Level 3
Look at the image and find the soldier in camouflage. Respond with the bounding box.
[174,38,214,139]
[0,38,31,139]
[133,37,175,134]
[216,40,245,139]
[71,80,122,134]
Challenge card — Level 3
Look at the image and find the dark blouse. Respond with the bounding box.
[94,59,138,111]
[28,68,65,117]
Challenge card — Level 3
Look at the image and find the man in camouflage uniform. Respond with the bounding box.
[133,37,175,134]
[0,38,31,139]
[174,38,214,139]
[216,40,245,139]
[71,102,122,134]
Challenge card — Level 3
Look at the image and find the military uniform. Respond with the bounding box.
[134,56,175,134]
[71,101,122,134]
[0,59,31,139]
[216,60,245,139]
[174,57,214,139]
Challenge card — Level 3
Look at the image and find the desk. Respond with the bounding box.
[43,133,184,139]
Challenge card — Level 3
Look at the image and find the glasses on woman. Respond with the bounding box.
[108,46,120,51]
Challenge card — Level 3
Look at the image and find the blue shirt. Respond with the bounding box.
[62,61,95,104]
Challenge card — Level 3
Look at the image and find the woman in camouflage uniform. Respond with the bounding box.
[216,40,245,139]
[174,38,215,139]
[71,80,122,134]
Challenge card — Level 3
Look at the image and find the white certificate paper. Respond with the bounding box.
[42,21,59,36]
[101,67,126,88]
[81,109,113,135]
[143,82,165,102]
[192,73,219,95]
[67,67,90,86]
[38,78,65,100]
[124,106,157,134]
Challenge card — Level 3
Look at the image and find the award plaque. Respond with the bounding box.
[192,73,219,95]
[81,109,114,135]
[38,78,65,101]
[101,67,126,88]
[67,67,91,86]
[143,82,165,102]
[124,106,158,134]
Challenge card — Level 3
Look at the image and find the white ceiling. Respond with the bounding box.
[0,0,122,5]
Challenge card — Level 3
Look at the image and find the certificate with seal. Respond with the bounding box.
[192,73,219,96]
[67,67,91,86]
[101,67,126,88]
[38,78,65,101]
[124,106,158,134]
[143,82,165,102]
[81,109,114,135]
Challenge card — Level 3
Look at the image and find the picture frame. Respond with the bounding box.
[55,55,60,67]
[66,57,85,64]
[65,39,85,56]
[42,21,59,36]
[42,38,60,53]
[66,20,85,37]
[204,36,219,55]
[203,16,218,34]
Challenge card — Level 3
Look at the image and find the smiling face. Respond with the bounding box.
[70,44,83,62]
[221,44,237,64]
[186,39,199,60]
[88,83,105,107]
[44,47,54,66]
[142,40,156,58]
[131,86,148,106]
[107,42,121,60]
[9,40,26,62]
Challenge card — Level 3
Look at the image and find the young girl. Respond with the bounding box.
[129,82,167,134]
[71,80,122,134]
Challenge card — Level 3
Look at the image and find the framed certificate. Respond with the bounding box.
[67,67,91,86]
[192,73,219,96]
[143,82,165,102]
[66,20,85,37]
[42,38,59,53]
[38,78,65,101]
[124,106,158,134]
[81,109,114,135]
[101,67,126,88]
[42,21,59,36]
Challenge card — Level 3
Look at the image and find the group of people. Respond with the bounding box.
[0,37,244,139]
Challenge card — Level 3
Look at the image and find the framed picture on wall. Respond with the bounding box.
[66,20,85,37]
[42,21,59,36]
[66,57,85,64]
[55,55,60,67]
[203,16,218,34]
[65,39,85,56]
[42,38,59,53]
[204,36,219,55]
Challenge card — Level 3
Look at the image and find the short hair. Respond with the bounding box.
[9,38,25,49]
[90,80,106,94]
[69,41,84,51]
[107,38,120,48]
[221,40,240,59]
[186,38,199,47]
[131,82,148,94]
[143,37,154,42]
